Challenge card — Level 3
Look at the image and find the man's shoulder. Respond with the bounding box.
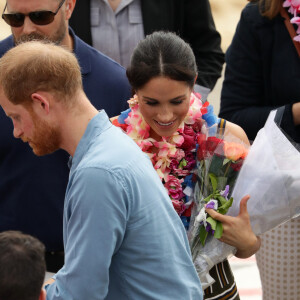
[79,124,149,177]
[0,35,14,58]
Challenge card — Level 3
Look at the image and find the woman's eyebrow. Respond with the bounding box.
[142,94,186,101]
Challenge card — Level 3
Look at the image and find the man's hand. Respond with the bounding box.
[205,195,261,258]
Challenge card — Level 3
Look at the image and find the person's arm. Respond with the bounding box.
[184,0,225,90]
[292,102,300,125]
[224,120,250,146]
[219,4,274,141]
[45,168,127,299]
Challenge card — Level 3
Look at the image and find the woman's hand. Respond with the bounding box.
[205,195,261,258]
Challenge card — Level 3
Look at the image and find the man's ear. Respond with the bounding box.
[65,0,76,20]
[31,93,50,115]
[39,288,46,300]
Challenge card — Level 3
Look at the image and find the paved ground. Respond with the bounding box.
[1,1,263,298]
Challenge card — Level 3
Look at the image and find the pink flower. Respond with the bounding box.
[192,119,204,133]
[171,199,186,215]
[164,175,184,200]
[176,149,185,161]
[283,0,300,15]
[184,93,203,124]
[169,158,179,170]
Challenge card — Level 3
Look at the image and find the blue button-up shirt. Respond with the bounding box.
[46,111,203,299]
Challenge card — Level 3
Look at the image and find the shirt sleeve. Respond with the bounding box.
[46,167,128,300]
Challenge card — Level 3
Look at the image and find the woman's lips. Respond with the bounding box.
[154,120,175,127]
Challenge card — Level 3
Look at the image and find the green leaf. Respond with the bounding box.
[206,216,217,231]
[223,158,231,166]
[203,193,213,203]
[179,158,187,169]
[209,173,218,193]
[216,195,227,206]
[216,177,228,191]
[214,221,223,239]
[199,225,209,246]
[208,155,224,177]
[217,197,233,215]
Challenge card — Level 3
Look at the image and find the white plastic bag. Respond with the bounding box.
[228,109,300,234]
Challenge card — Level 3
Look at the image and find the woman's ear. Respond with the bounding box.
[194,74,198,85]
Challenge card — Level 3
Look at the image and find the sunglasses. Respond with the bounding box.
[1,0,65,27]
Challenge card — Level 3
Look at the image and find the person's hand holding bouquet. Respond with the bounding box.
[206,195,260,258]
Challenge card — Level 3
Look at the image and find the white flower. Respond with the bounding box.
[195,207,207,227]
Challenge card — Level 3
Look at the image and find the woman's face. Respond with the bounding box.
[136,76,192,140]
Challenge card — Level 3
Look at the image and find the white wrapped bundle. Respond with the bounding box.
[191,108,300,289]
[228,109,300,234]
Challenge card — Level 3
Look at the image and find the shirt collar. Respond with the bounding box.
[68,110,112,170]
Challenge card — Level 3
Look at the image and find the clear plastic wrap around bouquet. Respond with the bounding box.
[188,126,249,289]
[189,108,300,289]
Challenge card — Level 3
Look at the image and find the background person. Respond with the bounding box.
[0,40,203,300]
[0,0,131,272]
[219,0,300,298]
[114,31,261,299]
[69,0,225,100]
[0,230,46,300]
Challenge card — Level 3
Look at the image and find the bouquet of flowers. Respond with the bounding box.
[189,108,300,289]
[188,129,249,289]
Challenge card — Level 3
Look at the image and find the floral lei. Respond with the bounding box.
[114,93,218,229]
[283,0,300,42]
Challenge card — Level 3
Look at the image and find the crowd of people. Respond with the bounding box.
[0,0,298,299]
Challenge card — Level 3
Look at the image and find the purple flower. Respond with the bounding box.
[205,223,215,235]
[206,199,218,210]
[221,185,230,198]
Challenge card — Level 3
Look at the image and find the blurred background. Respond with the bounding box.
[0,0,262,299]
[0,0,247,115]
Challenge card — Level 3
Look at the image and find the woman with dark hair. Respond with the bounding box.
[113,31,260,299]
[220,0,300,298]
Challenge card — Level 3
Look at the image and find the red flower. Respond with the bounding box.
[181,125,196,150]
[182,202,194,217]
[230,159,243,171]
[196,133,207,160]
[112,118,128,131]
[206,137,224,155]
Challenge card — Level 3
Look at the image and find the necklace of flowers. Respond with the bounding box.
[283,0,300,42]
[116,93,218,222]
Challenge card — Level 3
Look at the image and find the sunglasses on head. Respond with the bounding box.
[1,0,65,27]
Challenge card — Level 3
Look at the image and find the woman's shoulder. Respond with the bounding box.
[242,2,272,27]
[224,120,250,146]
